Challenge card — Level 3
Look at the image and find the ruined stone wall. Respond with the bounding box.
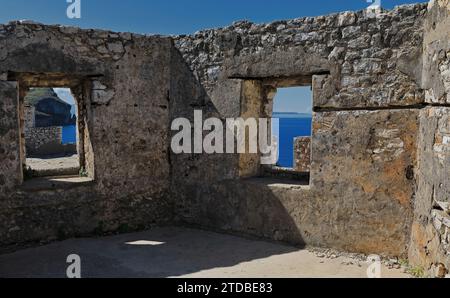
[24,126,62,154]
[409,0,450,277]
[0,82,21,196]
[23,105,65,155]
[1,1,449,265]
[23,105,34,129]
[0,22,175,248]
[172,4,427,256]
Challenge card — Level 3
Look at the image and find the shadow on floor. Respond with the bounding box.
[0,227,299,278]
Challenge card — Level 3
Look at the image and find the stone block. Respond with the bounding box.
[294,137,311,172]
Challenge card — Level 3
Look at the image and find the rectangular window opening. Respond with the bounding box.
[23,87,80,179]
[267,85,312,182]
[237,78,315,185]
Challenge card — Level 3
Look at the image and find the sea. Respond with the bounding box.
[272,112,312,168]
[62,105,78,145]
[62,125,77,144]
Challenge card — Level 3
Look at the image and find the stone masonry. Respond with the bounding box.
[171,3,426,257]
[23,105,34,129]
[23,103,74,156]
[0,22,174,248]
[293,137,311,172]
[24,126,62,154]
[0,1,449,277]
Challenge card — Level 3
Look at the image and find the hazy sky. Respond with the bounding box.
[273,87,312,114]
[54,88,75,104]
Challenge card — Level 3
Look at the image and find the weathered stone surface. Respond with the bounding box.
[294,137,311,172]
[170,4,428,257]
[309,109,418,255]
[0,24,174,247]
[0,82,21,194]
[0,2,449,269]
[24,126,62,155]
[174,4,427,109]
[409,0,450,274]
[409,107,450,272]
[432,263,448,278]
[422,0,450,104]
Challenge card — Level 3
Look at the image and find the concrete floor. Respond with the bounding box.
[0,227,409,278]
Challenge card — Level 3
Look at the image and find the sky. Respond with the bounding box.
[273,87,312,114]
[54,88,74,104]
[3,0,425,114]
[0,0,426,35]
[54,88,76,115]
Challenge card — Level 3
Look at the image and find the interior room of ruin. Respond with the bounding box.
[0,0,449,277]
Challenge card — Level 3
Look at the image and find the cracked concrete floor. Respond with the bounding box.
[0,227,409,278]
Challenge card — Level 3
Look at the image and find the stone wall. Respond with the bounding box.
[0,22,175,248]
[0,81,21,196]
[23,104,75,156]
[293,137,311,172]
[23,105,34,129]
[171,3,427,256]
[1,1,450,272]
[24,126,62,155]
[409,0,450,277]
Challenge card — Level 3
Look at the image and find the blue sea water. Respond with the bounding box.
[61,105,77,145]
[62,125,77,144]
[272,113,312,168]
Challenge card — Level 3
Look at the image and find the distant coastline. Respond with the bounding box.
[272,112,312,119]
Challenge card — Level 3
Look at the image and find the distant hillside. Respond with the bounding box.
[24,88,75,127]
[24,88,70,107]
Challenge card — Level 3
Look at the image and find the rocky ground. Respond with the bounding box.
[306,247,420,277]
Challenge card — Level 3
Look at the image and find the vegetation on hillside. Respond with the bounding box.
[24,88,69,106]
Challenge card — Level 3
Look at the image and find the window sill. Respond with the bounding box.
[29,167,80,178]
[20,175,94,192]
[262,166,310,181]
[243,177,310,190]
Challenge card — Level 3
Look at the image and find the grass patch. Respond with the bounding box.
[23,165,36,180]
[79,167,88,177]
